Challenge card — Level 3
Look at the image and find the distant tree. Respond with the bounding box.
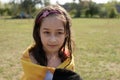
[0,8,4,16]
[0,2,3,16]
[8,1,20,16]
[104,0,119,18]
[86,2,100,17]
[20,0,35,15]
[20,0,50,14]
[99,6,108,18]
[43,0,50,6]
[0,2,13,16]
[74,0,82,17]
[109,7,118,18]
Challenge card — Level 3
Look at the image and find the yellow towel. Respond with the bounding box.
[21,44,74,80]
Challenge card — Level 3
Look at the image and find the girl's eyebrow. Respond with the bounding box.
[43,28,49,30]
[56,29,64,31]
[42,28,64,31]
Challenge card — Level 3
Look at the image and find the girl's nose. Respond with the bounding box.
[49,35,57,43]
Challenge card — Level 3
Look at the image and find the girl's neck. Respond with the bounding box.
[46,52,61,68]
[46,52,59,60]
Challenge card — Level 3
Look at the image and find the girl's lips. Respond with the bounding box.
[48,45,57,48]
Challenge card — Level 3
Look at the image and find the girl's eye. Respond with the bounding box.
[57,32,64,35]
[43,31,50,34]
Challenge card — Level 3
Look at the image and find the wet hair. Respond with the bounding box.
[29,5,73,66]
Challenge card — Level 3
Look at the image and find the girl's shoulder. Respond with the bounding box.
[21,44,35,59]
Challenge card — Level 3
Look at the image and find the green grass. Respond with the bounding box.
[0,19,33,80]
[72,18,120,80]
[0,18,120,80]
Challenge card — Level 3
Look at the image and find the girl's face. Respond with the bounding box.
[40,15,66,54]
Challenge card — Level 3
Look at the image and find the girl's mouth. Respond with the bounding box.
[48,45,57,48]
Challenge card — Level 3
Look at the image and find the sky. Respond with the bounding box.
[0,0,120,4]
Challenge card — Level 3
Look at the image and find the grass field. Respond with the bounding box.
[0,18,120,80]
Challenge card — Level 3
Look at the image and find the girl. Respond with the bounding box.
[21,5,75,80]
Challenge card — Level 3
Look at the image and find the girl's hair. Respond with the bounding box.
[29,5,73,66]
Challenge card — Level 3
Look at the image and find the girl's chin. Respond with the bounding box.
[43,46,60,53]
[45,48,59,53]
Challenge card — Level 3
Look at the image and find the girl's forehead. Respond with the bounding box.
[44,14,66,22]
[40,15,65,30]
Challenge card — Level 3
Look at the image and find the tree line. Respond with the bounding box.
[0,0,120,18]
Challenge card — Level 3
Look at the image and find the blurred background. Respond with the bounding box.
[0,0,120,18]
